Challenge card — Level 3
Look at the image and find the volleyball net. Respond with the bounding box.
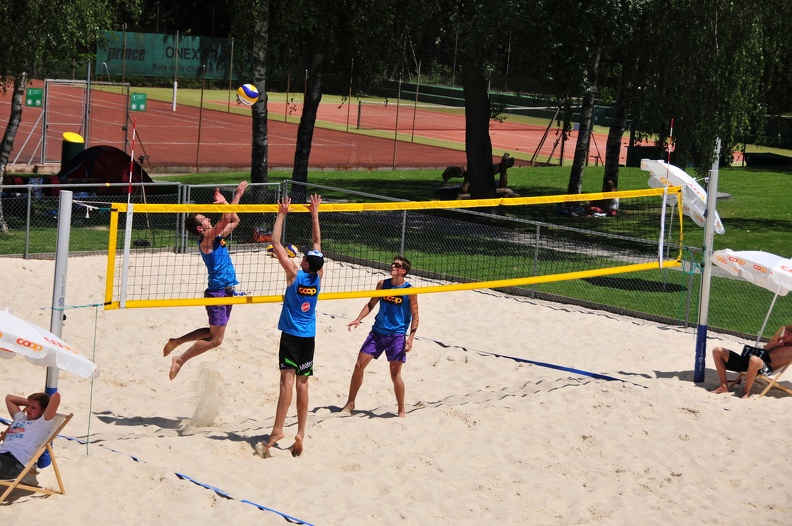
[103,187,684,309]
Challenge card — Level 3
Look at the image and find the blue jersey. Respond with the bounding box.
[199,236,238,291]
[278,270,321,337]
[372,279,412,335]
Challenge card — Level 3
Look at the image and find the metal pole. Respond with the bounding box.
[411,61,421,142]
[392,76,402,170]
[227,38,234,112]
[694,138,721,383]
[47,190,73,394]
[172,31,179,111]
[85,62,92,146]
[24,190,31,259]
[347,59,353,133]
[196,65,206,168]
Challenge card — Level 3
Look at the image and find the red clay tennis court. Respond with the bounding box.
[1,83,625,172]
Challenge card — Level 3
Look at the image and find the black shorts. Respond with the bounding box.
[725,350,772,376]
[279,332,315,376]
[0,451,24,479]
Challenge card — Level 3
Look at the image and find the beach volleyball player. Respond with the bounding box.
[163,181,247,380]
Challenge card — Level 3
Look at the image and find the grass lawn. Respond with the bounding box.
[153,163,792,257]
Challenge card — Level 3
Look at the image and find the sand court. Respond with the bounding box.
[1,255,790,524]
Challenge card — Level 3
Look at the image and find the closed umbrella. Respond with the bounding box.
[641,159,725,234]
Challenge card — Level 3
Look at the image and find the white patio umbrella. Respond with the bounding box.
[641,159,725,234]
[711,249,792,343]
[0,308,99,379]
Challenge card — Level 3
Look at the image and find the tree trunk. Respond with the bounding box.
[291,48,324,202]
[250,89,269,186]
[249,4,269,197]
[0,73,27,234]
[567,43,602,195]
[461,60,495,200]
[603,68,628,191]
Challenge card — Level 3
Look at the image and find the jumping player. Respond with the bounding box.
[164,181,247,380]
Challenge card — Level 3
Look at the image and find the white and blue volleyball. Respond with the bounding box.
[236,83,259,106]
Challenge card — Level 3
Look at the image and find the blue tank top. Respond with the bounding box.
[199,236,238,291]
[278,270,321,337]
[373,279,412,335]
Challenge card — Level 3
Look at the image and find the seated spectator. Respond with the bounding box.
[0,391,61,479]
[710,324,792,398]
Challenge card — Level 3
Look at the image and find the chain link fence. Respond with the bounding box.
[5,57,605,171]
[5,180,785,342]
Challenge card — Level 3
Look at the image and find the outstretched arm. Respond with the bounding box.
[272,197,298,282]
[307,194,322,252]
[210,181,248,239]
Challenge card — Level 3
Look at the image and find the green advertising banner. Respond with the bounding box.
[96,31,232,80]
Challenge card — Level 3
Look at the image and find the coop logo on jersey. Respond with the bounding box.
[16,338,43,352]
[382,295,403,305]
[298,286,317,296]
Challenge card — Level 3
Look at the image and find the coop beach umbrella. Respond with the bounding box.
[641,159,725,234]
[0,308,99,378]
[711,249,792,343]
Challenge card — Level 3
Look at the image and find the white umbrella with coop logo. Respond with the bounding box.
[0,308,99,378]
[641,159,725,234]
[711,249,792,343]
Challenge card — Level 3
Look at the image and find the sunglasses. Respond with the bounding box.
[391,262,404,269]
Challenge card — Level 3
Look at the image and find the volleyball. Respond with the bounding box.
[266,243,298,258]
[236,83,259,106]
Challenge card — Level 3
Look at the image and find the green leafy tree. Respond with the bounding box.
[428,0,531,199]
[632,0,768,171]
[0,0,137,234]
[268,0,401,193]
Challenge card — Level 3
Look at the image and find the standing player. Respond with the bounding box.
[341,255,419,418]
[164,181,247,380]
[257,194,323,458]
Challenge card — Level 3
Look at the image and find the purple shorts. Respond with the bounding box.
[205,288,234,327]
[360,331,406,363]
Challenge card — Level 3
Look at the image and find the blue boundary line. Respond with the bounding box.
[422,337,649,388]
[319,309,648,389]
[0,417,313,525]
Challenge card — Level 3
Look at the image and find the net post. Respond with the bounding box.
[658,188,668,265]
[120,204,135,309]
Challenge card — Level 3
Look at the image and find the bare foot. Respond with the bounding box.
[255,431,285,458]
[741,392,752,399]
[169,356,183,380]
[340,403,354,415]
[709,384,730,394]
[290,435,304,457]
[398,410,406,418]
[163,339,178,357]
[254,441,272,459]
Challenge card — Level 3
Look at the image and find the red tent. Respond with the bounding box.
[54,145,160,196]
